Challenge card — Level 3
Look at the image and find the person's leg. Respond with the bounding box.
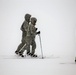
[20,43,30,54]
[31,40,37,57]
[19,37,30,55]
[19,36,31,56]
[16,42,24,51]
[15,37,25,54]
[26,37,31,55]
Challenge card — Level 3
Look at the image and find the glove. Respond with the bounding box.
[37,31,40,34]
[35,28,38,31]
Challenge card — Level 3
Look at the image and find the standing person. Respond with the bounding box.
[29,17,40,57]
[15,14,31,57]
[19,17,40,57]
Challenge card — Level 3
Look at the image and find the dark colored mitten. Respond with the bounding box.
[37,31,40,34]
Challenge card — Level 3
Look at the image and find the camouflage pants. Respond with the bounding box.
[20,36,36,54]
[16,37,26,52]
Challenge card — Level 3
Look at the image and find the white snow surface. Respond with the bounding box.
[0,0,76,75]
[0,55,76,75]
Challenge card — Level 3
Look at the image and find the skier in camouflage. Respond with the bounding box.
[19,17,40,57]
[15,14,31,57]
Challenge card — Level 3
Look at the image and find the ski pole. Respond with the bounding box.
[38,34,44,59]
[20,43,26,51]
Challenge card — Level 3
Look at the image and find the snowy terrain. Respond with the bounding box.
[0,0,76,75]
[0,55,76,75]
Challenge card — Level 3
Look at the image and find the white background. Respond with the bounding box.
[0,0,76,75]
[0,0,76,56]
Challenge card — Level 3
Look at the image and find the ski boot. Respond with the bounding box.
[75,60,76,62]
[15,51,19,55]
[27,52,31,56]
[75,57,76,62]
[19,52,24,57]
[31,54,37,57]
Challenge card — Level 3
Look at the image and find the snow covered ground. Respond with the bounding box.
[0,55,76,75]
[0,0,76,75]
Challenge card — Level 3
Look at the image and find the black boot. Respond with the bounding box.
[75,57,76,62]
[15,51,19,54]
[31,54,37,57]
[19,52,24,57]
[27,52,31,56]
[75,60,76,62]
